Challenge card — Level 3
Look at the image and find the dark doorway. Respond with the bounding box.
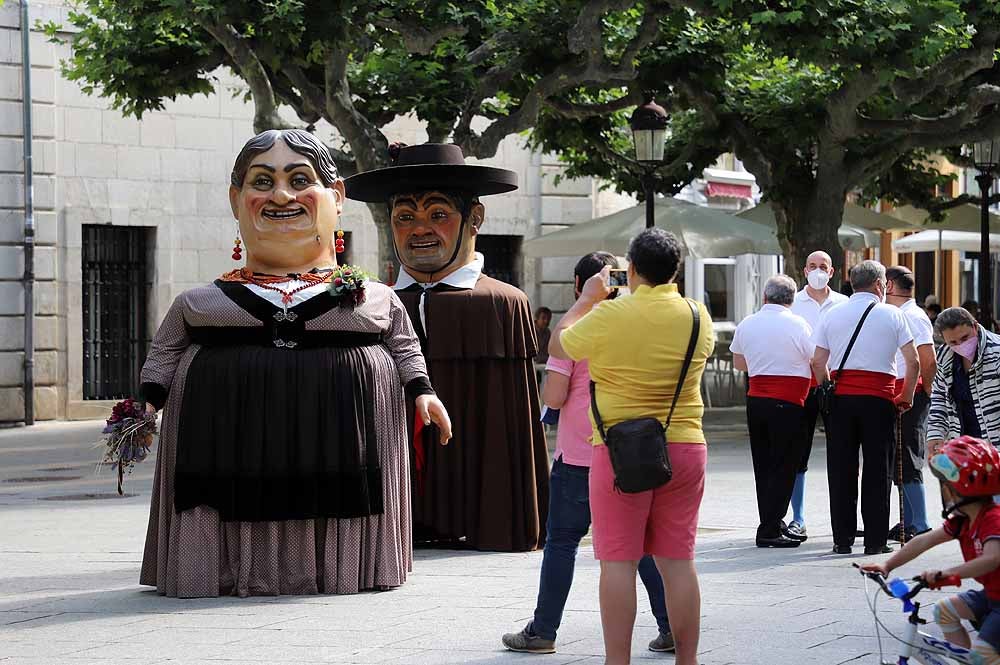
[82,225,153,400]
[914,251,935,305]
[477,234,522,287]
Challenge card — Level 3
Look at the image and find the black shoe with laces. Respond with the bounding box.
[864,544,893,555]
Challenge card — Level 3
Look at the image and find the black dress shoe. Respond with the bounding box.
[832,545,852,554]
[783,522,808,542]
[865,545,893,555]
[756,534,801,548]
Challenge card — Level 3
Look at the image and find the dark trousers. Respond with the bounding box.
[827,395,895,549]
[531,458,669,641]
[747,397,807,538]
[892,390,929,485]
[801,387,830,473]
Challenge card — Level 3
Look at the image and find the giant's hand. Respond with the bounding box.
[416,394,453,446]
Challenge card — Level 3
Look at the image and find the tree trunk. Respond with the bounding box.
[367,203,398,283]
[772,195,847,290]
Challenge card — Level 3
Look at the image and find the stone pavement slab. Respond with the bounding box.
[0,417,963,664]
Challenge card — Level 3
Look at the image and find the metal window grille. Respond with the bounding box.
[477,234,522,287]
[82,225,151,400]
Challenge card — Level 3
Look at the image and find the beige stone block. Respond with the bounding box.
[0,246,17,278]
[29,31,55,69]
[0,5,18,29]
[0,349,21,385]
[30,66,55,104]
[198,249,229,282]
[35,384,62,419]
[163,90,221,118]
[75,142,117,178]
[540,256,580,282]
[140,113,175,148]
[116,145,160,179]
[0,313,59,351]
[107,178,150,210]
[195,182,231,217]
[33,349,59,384]
[0,385,24,421]
[0,99,21,135]
[199,150,231,186]
[540,282,575,313]
[63,107,101,142]
[68,398,115,420]
[32,103,56,139]
[0,314,21,350]
[0,29,16,66]
[540,166,592,197]
[35,280,58,315]
[173,249,198,282]
[35,210,57,245]
[33,138,56,175]
[161,149,200,182]
[175,116,232,152]
[0,209,22,243]
[0,63,20,99]
[64,246,80,283]
[172,182,198,215]
[0,135,21,170]
[57,140,75,177]
[64,177,110,209]
[56,70,103,109]
[101,110,140,145]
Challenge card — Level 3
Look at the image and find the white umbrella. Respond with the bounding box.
[522,197,781,258]
[737,201,914,251]
[892,229,1000,253]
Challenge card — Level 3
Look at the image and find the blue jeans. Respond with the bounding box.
[530,458,670,641]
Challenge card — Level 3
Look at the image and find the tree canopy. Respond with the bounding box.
[43,0,1000,278]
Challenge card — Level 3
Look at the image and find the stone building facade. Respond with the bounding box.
[0,1,610,422]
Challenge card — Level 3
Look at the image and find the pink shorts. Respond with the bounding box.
[590,442,707,561]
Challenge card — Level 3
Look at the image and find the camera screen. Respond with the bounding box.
[608,270,628,288]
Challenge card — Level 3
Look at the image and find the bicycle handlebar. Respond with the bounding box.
[853,564,961,603]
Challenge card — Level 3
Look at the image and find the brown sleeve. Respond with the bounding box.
[139,295,191,409]
[385,290,431,390]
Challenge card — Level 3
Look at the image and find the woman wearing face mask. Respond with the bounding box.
[927,307,1000,456]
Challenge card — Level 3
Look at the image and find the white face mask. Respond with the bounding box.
[806,269,830,290]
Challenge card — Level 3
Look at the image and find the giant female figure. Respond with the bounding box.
[138,129,451,597]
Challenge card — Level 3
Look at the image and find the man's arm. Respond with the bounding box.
[917,343,936,396]
[898,341,919,407]
[733,353,748,373]
[811,347,831,384]
[542,371,571,409]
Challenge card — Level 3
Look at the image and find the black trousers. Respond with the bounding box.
[891,390,929,485]
[801,387,830,473]
[747,397,807,538]
[827,395,895,549]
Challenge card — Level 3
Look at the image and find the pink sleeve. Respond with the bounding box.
[545,357,574,377]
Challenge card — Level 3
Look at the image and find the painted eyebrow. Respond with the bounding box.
[393,197,418,208]
[419,196,454,208]
[284,162,313,173]
[248,164,276,173]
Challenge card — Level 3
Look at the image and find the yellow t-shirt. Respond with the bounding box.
[560,283,716,445]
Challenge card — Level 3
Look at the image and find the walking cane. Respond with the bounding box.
[896,411,906,546]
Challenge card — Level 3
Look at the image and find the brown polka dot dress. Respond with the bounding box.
[138,281,427,598]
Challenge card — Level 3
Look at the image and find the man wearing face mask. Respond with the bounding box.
[344,143,550,552]
[811,260,919,555]
[787,250,848,542]
[927,307,1000,453]
[885,266,937,542]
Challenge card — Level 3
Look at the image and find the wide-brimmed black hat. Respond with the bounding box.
[344,143,518,202]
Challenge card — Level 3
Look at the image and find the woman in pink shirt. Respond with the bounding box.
[501,252,671,655]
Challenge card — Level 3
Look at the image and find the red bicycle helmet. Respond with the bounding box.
[929,436,1000,497]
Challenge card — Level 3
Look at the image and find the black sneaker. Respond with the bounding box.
[865,544,893,555]
[502,625,556,654]
[648,631,675,652]
[832,544,852,555]
[756,534,801,548]
[783,521,808,542]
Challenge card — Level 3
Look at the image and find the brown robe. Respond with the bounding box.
[397,275,549,551]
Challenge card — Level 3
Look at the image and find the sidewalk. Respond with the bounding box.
[0,415,960,664]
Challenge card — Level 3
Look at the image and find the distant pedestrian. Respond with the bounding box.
[535,306,553,364]
[927,307,1000,451]
[551,228,715,665]
[885,266,936,542]
[502,252,673,656]
[811,260,918,555]
[787,250,847,541]
[731,275,814,549]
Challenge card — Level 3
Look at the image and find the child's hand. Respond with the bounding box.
[860,562,889,577]
[920,569,945,585]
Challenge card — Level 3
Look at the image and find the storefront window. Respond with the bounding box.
[702,260,736,322]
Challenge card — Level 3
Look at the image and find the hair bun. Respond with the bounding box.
[388,142,407,165]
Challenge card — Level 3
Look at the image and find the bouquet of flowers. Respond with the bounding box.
[327,265,373,308]
[97,397,157,495]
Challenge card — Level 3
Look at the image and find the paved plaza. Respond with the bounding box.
[0,411,961,664]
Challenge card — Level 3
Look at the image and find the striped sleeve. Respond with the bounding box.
[926,344,954,442]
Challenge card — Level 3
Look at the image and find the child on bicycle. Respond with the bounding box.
[861,436,1000,663]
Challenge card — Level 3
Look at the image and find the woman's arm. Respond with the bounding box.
[140,295,192,411]
[926,347,953,454]
[384,291,433,399]
[542,371,571,409]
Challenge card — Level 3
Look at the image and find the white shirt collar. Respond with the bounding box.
[851,291,881,304]
[394,252,484,291]
[760,303,789,313]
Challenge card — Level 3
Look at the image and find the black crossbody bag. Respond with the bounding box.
[815,301,876,416]
[589,299,700,494]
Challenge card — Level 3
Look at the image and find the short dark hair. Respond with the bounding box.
[574,251,619,287]
[927,303,942,315]
[231,129,339,187]
[936,306,977,332]
[534,306,552,319]
[626,228,681,286]
[962,300,979,311]
[885,265,915,292]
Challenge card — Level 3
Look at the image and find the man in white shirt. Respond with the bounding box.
[811,260,919,555]
[344,143,549,552]
[885,266,936,542]
[732,275,815,548]
[787,250,848,540]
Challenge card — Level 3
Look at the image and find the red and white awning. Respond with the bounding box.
[706,182,753,199]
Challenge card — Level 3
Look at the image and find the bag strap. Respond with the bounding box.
[590,298,701,441]
[834,301,877,378]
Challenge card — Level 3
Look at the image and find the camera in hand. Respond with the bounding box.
[608,269,628,289]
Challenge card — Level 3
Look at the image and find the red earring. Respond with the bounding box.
[335,230,345,254]
[232,229,242,261]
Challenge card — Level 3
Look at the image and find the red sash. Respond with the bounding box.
[748,375,811,407]
[832,369,896,401]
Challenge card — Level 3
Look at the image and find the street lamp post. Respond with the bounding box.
[629,96,668,228]
[972,138,999,329]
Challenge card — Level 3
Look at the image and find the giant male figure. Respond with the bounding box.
[345,143,548,551]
